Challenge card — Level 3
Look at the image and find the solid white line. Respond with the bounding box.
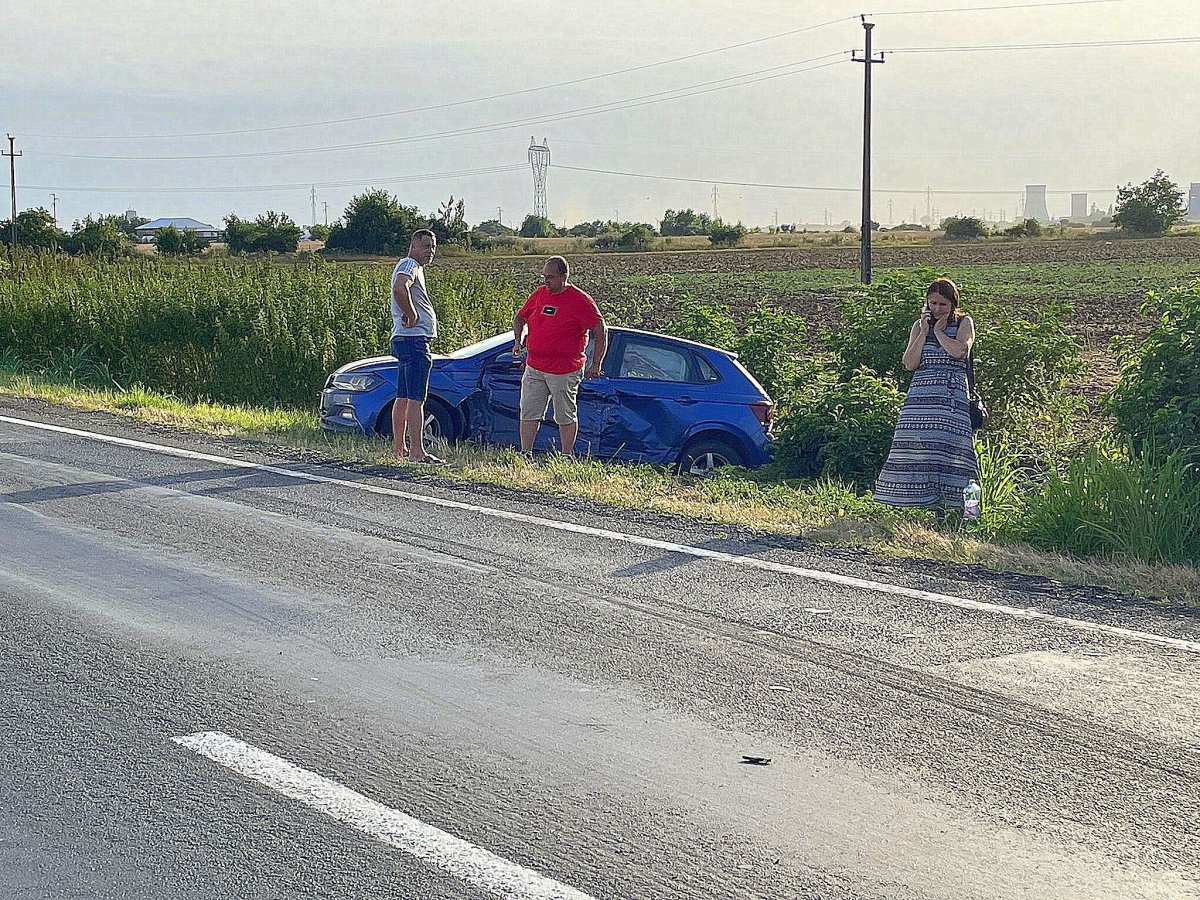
[173,731,596,900]
[4,413,1199,655]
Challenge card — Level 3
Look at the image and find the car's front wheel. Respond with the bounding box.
[678,436,745,477]
[377,398,459,443]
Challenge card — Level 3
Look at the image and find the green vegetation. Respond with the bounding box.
[224,211,302,254]
[0,253,519,406]
[154,225,208,256]
[1113,170,1187,236]
[1107,278,1200,455]
[941,216,989,240]
[2,247,1198,593]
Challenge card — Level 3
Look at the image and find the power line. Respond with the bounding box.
[24,15,857,141]
[870,0,1133,15]
[40,54,850,162]
[19,164,527,195]
[885,35,1200,52]
[555,164,1118,196]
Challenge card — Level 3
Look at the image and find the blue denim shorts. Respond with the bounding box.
[391,336,433,401]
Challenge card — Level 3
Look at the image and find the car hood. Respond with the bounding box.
[334,353,450,375]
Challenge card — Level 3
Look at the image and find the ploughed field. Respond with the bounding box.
[441,236,1200,392]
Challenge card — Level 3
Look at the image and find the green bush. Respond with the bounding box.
[941,216,988,240]
[770,368,903,486]
[709,222,747,247]
[1015,444,1200,565]
[155,226,208,256]
[224,212,302,254]
[825,267,1082,426]
[1113,169,1186,236]
[1003,218,1043,238]
[1106,278,1200,456]
[323,190,423,256]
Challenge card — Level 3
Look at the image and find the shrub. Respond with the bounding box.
[771,367,903,486]
[825,267,1082,427]
[323,189,423,255]
[1016,444,1200,565]
[1003,218,1043,238]
[709,222,747,247]
[619,224,655,252]
[1113,169,1186,236]
[0,208,67,250]
[155,225,208,256]
[224,212,302,254]
[941,216,988,240]
[61,215,134,258]
[1106,277,1200,456]
[520,215,559,238]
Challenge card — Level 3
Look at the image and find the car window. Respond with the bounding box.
[616,339,693,383]
[695,353,721,384]
[450,331,514,359]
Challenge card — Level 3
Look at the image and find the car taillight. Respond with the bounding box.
[750,401,773,429]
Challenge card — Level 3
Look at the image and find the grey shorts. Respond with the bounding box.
[520,365,584,424]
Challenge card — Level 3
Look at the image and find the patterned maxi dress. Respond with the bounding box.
[874,319,979,508]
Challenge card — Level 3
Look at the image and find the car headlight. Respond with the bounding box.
[329,371,384,392]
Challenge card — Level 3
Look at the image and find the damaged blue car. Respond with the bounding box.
[320,329,773,474]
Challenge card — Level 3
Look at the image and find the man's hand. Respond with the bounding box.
[585,363,602,379]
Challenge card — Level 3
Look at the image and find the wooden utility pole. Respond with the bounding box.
[853,20,884,284]
[3,134,22,262]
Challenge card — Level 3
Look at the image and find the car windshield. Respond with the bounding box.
[448,331,515,359]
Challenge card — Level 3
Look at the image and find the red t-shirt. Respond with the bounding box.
[518,284,602,375]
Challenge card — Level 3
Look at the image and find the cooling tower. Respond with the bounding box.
[1024,185,1050,222]
[1070,193,1087,220]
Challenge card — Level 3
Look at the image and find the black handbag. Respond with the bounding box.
[966,350,987,432]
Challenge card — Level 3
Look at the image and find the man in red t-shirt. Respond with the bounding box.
[511,256,608,455]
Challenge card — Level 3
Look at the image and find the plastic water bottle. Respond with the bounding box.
[963,480,982,521]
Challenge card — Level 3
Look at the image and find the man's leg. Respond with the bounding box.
[519,419,540,452]
[405,400,427,461]
[392,399,409,458]
[557,422,578,455]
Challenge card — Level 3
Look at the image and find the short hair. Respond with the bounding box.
[544,256,569,276]
[410,228,436,246]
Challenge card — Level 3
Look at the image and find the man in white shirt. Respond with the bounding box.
[389,229,442,464]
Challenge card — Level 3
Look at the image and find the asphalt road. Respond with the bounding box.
[1,398,1198,900]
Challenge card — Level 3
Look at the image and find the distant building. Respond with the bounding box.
[1189,183,1200,222]
[123,209,139,223]
[1070,193,1087,220]
[1024,185,1050,222]
[134,217,221,243]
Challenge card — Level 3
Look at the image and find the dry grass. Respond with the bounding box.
[2,372,1196,607]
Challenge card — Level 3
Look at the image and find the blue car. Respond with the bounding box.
[320,328,773,474]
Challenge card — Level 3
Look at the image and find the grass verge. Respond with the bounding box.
[2,369,1196,607]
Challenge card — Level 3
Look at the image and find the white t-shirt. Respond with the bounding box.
[390,256,437,338]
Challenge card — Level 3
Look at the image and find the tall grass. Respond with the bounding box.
[0,253,520,406]
[1016,444,1200,565]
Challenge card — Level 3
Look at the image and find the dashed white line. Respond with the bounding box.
[3,413,1198,655]
[173,731,596,900]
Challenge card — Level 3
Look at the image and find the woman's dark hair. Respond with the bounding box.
[927,278,965,321]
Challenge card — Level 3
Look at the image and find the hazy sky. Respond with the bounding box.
[4,0,1197,230]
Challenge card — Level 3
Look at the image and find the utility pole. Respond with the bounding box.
[853,19,884,284]
[3,134,21,261]
[50,193,59,226]
[310,186,317,228]
[497,206,503,227]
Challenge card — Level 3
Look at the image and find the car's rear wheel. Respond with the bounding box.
[678,437,745,477]
[377,398,459,443]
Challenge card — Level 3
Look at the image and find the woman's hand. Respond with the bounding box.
[933,313,950,334]
[916,315,930,335]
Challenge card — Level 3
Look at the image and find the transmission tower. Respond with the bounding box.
[528,137,550,219]
[711,185,720,221]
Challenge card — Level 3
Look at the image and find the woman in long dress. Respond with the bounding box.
[874,278,978,510]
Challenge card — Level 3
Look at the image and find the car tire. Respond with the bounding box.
[377,398,459,443]
[678,437,745,477]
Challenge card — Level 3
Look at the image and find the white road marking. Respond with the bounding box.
[173,731,596,900]
[4,413,1199,655]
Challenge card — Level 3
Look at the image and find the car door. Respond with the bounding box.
[604,334,710,465]
[475,342,615,455]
